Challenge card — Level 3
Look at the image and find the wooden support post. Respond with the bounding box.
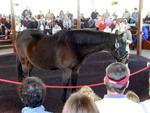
[77,0,81,29]
[137,0,143,56]
[10,0,16,52]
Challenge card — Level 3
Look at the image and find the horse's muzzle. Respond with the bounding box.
[117,51,129,64]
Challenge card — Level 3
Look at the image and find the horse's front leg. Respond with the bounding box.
[62,68,72,103]
[71,69,79,93]
[71,64,80,93]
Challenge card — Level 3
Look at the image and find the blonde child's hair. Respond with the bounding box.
[126,90,140,103]
[79,86,101,101]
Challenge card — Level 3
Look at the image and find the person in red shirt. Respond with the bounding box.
[98,19,106,31]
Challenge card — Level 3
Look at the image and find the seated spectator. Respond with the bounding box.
[128,16,136,24]
[110,19,117,30]
[98,19,106,31]
[112,12,118,20]
[132,8,139,24]
[103,25,111,33]
[29,17,38,29]
[103,9,110,19]
[18,76,52,113]
[126,90,140,103]
[52,21,62,35]
[38,16,45,31]
[63,14,72,30]
[111,22,120,33]
[132,25,149,49]
[62,92,99,113]
[121,20,132,54]
[122,9,131,21]
[88,18,96,28]
[22,7,32,19]
[91,10,98,20]
[105,17,113,28]
[95,62,145,113]
[144,11,150,24]
[79,86,101,102]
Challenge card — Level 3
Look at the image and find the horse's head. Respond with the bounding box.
[111,33,128,64]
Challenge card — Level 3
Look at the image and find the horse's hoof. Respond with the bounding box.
[72,88,77,93]
[17,76,25,82]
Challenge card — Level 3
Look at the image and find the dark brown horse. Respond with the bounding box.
[15,29,128,102]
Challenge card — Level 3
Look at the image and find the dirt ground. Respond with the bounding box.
[0,52,149,113]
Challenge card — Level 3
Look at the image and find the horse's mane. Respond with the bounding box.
[54,30,122,44]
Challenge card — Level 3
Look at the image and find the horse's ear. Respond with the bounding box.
[115,30,123,36]
[115,30,119,34]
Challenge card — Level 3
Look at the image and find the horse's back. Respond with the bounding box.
[16,29,44,42]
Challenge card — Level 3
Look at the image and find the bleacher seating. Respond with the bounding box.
[130,25,150,50]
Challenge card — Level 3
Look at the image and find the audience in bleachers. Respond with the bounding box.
[132,24,149,49]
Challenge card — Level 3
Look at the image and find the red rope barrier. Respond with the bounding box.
[0,66,149,89]
[0,78,22,85]
[129,66,150,76]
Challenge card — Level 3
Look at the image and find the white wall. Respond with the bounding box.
[0,0,150,18]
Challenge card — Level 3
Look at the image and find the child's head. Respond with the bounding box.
[79,86,101,101]
[126,90,140,103]
[62,92,99,113]
[19,76,46,108]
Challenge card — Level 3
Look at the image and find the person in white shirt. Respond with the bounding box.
[140,99,150,113]
[95,62,145,113]
[103,25,111,33]
[121,20,132,54]
[140,62,150,113]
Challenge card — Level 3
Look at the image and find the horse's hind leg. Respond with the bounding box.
[22,60,33,78]
[16,57,24,81]
[62,68,72,103]
[16,57,33,81]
